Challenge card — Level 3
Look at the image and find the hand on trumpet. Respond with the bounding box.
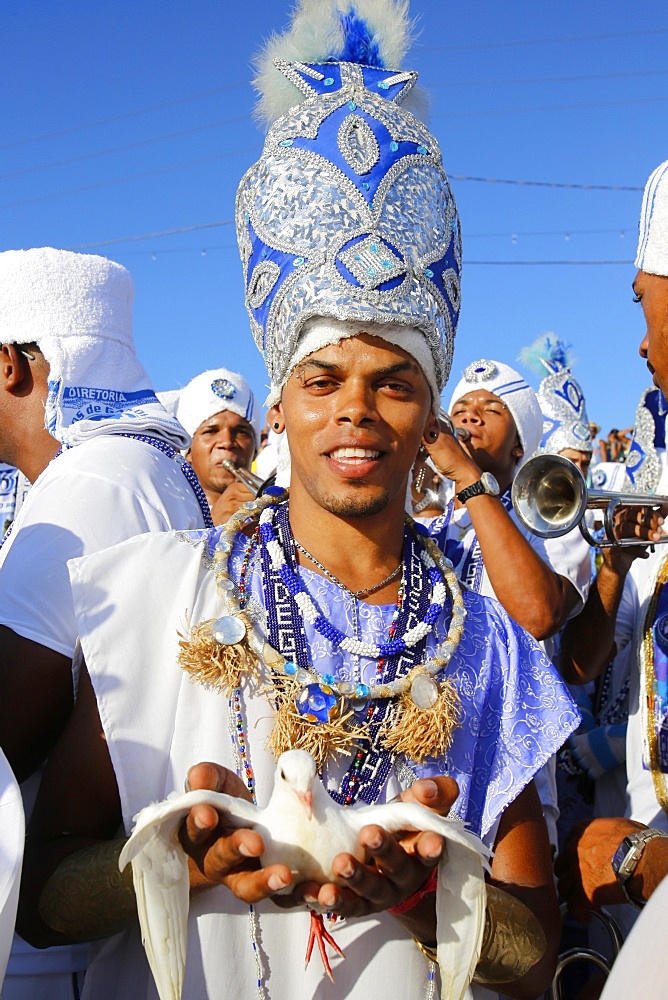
[210,480,255,526]
[420,411,479,494]
[604,502,668,563]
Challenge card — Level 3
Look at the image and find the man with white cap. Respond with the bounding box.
[173,367,262,523]
[557,161,668,955]
[422,358,590,642]
[0,248,209,1000]
[19,5,579,999]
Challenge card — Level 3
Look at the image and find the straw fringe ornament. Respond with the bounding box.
[266,672,364,769]
[382,672,461,763]
[178,616,260,694]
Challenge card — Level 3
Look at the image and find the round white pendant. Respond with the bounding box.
[411,673,438,709]
[212,616,246,645]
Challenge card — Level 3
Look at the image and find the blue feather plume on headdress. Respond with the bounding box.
[253,0,423,126]
[334,11,384,65]
[518,334,575,378]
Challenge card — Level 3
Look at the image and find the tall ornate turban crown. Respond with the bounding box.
[235,0,461,403]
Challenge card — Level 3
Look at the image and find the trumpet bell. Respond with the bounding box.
[512,454,588,539]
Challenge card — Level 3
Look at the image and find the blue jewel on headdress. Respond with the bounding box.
[390,141,399,151]
[348,101,357,110]
[378,80,389,90]
[211,378,237,400]
[324,77,334,86]
[296,683,338,724]
[293,256,305,267]
[417,145,428,154]
[280,139,293,147]
[424,268,434,278]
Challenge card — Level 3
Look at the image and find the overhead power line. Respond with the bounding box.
[449,174,642,191]
[419,27,668,51]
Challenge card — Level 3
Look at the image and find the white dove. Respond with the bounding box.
[119,749,491,1000]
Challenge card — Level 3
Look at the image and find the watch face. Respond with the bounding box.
[481,472,500,496]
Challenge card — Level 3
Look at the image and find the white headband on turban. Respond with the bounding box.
[174,368,262,448]
[447,359,543,468]
[267,317,439,410]
[0,247,188,450]
[636,160,668,277]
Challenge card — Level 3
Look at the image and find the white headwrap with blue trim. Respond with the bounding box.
[447,359,543,468]
[636,160,668,276]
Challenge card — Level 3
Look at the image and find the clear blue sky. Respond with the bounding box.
[4,1,667,435]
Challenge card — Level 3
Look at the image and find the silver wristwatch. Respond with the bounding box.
[611,827,667,907]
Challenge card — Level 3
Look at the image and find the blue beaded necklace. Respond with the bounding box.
[260,500,433,805]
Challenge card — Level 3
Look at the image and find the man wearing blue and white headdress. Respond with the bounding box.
[520,335,594,479]
[20,5,578,1000]
[0,248,210,1000]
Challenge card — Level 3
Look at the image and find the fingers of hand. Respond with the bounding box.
[399,775,459,815]
[224,863,294,905]
[185,761,252,801]
[326,825,442,916]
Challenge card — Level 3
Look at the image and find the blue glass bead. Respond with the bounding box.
[362,182,370,190]
[417,145,428,155]
[293,256,305,266]
[355,683,370,698]
[322,673,336,685]
[280,139,294,147]
[390,141,399,152]
[348,101,357,110]
[324,77,334,86]
[424,268,434,278]
[354,254,362,261]
[296,683,338,724]
[378,81,389,90]
[283,661,297,675]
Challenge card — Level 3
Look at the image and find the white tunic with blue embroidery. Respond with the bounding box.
[68,524,579,1000]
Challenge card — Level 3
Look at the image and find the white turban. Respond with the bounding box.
[174,368,262,448]
[0,247,188,450]
[636,160,668,276]
[447,359,543,468]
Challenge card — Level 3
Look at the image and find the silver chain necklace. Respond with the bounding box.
[293,539,402,599]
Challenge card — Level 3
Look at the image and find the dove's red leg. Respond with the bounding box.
[305,909,345,982]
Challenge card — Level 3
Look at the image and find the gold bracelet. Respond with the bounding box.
[40,838,136,942]
[413,884,546,984]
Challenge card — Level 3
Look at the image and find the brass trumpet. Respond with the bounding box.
[222,459,274,497]
[511,453,668,547]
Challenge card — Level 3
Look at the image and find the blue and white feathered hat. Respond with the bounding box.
[518,335,592,456]
[236,0,460,405]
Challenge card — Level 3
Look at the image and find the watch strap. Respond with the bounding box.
[456,479,486,504]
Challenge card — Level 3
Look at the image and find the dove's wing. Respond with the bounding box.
[118,789,260,1000]
[348,802,491,1000]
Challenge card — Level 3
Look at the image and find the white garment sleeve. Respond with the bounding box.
[0,442,202,658]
